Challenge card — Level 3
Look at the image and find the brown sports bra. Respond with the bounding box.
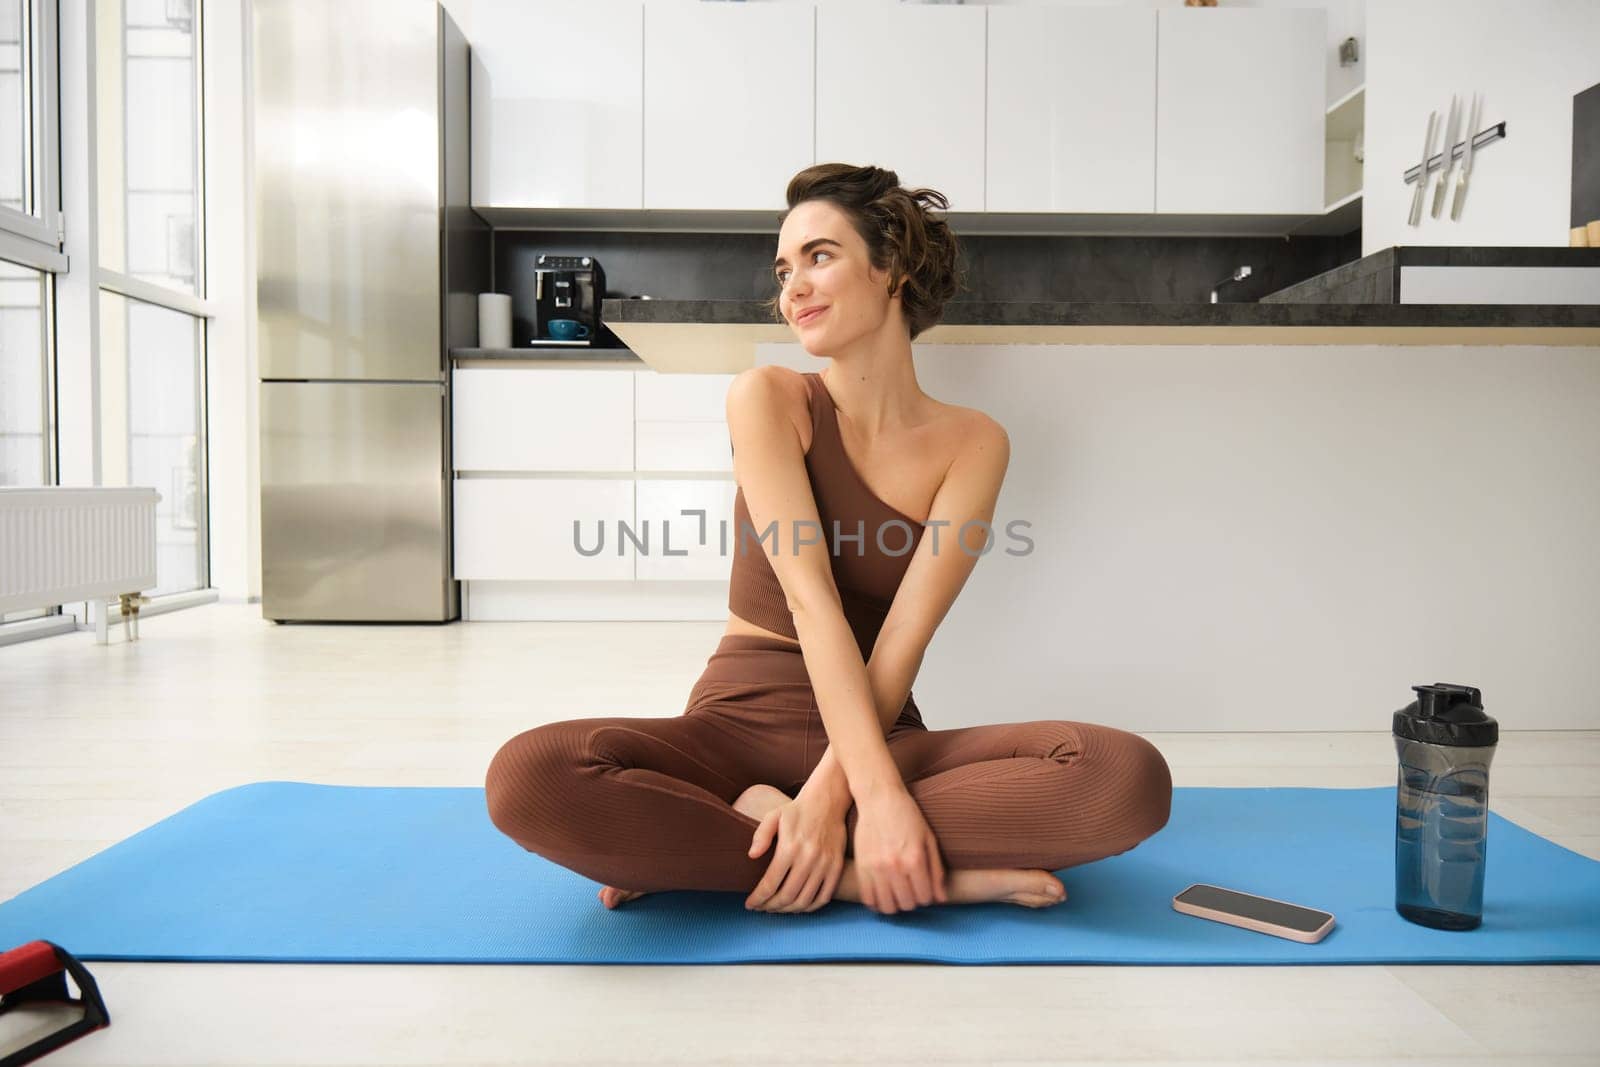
[727,371,926,659]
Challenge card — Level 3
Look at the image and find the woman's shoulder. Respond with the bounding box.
[726,365,815,446]
[927,396,1008,454]
[726,365,1005,457]
[915,398,1009,495]
[728,364,810,400]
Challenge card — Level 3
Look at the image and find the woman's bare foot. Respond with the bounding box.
[599,782,1069,911]
[935,867,1068,909]
[831,858,1066,910]
[598,885,647,908]
[734,784,1066,909]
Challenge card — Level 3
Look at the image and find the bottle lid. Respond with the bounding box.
[1392,682,1499,746]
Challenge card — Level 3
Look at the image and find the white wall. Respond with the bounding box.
[758,341,1600,733]
[1365,0,1600,255]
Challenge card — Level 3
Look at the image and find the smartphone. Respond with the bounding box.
[1172,883,1335,943]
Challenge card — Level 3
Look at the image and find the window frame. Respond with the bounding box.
[94,0,212,594]
[0,0,63,253]
[0,257,57,487]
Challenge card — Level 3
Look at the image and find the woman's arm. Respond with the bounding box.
[725,366,901,802]
[798,410,1012,807]
[797,632,926,811]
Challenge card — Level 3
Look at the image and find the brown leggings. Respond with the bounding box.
[484,634,1173,894]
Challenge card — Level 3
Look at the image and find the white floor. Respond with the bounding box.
[0,602,1595,1067]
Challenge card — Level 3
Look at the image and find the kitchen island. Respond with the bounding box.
[597,246,1599,371]
[454,254,1597,732]
[600,297,1600,372]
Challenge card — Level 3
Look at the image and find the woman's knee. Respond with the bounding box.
[1110,727,1174,837]
[1076,723,1173,840]
[484,724,581,845]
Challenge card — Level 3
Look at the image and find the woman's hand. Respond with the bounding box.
[745,793,848,913]
[851,786,948,915]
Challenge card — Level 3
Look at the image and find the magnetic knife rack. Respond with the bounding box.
[1403,121,1507,184]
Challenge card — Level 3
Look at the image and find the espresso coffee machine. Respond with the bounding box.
[532,254,606,346]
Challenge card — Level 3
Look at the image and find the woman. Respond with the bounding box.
[485,163,1172,916]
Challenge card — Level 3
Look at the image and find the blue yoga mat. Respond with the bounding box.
[0,782,1595,965]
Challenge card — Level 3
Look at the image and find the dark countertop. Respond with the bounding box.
[457,246,1600,372]
[451,346,644,364]
[599,246,1600,329]
[599,297,1600,330]
[1262,246,1600,304]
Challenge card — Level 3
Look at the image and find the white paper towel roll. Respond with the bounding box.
[478,293,512,349]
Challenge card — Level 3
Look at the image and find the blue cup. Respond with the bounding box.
[546,318,591,341]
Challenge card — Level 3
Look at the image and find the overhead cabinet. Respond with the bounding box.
[643,2,814,210]
[470,0,643,209]
[469,2,1327,218]
[1154,8,1326,215]
[814,4,986,213]
[987,7,1157,213]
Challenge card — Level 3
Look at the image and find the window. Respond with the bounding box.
[98,290,207,596]
[0,0,61,249]
[98,0,201,297]
[0,257,49,487]
[94,0,208,597]
[0,0,59,628]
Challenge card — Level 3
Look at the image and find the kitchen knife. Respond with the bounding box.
[1430,95,1459,219]
[1450,93,1481,221]
[1408,109,1437,227]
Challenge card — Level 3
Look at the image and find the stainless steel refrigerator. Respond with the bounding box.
[256,0,481,621]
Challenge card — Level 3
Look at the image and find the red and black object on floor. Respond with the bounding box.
[0,941,110,1067]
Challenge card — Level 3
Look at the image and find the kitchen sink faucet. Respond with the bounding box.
[1210,265,1253,303]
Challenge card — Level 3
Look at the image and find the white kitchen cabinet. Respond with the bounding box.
[634,479,739,582]
[453,478,635,580]
[453,367,633,472]
[469,1,643,209]
[635,422,733,473]
[453,366,739,596]
[634,370,734,422]
[987,8,1156,213]
[1154,8,1325,215]
[633,370,735,471]
[643,3,813,210]
[815,5,986,212]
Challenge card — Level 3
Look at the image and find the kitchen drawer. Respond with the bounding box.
[635,420,733,472]
[453,367,633,472]
[634,478,738,581]
[453,477,635,580]
[634,371,736,421]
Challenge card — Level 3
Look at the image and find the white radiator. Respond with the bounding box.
[0,488,160,618]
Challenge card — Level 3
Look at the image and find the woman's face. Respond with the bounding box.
[773,200,900,354]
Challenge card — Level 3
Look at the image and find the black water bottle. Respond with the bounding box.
[1393,683,1499,930]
